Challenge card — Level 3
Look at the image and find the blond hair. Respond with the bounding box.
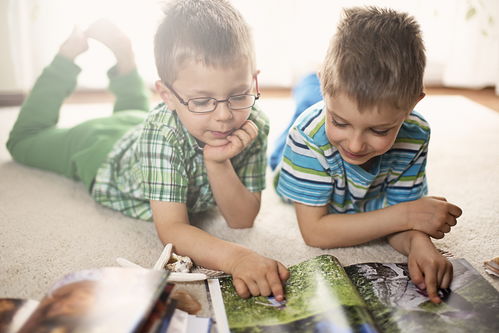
[154,0,255,85]
[321,6,426,111]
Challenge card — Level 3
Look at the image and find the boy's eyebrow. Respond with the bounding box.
[189,83,251,97]
[330,111,398,127]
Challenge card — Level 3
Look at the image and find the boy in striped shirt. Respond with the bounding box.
[275,7,462,304]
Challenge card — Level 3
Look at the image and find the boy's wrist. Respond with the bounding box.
[407,230,432,253]
[223,246,253,274]
[204,157,231,170]
[400,200,414,231]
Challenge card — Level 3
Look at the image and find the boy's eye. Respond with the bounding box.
[332,119,347,128]
[371,128,390,136]
[190,98,213,107]
[230,94,247,102]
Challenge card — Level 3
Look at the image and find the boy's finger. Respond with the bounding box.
[243,120,258,137]
[437,265,446,287]
[440,223,451,234]
[232,129,252,147]
[233,278,250,299]
[256,277,272,297]
[277,262,290,281]
[408,259,424,289]
[227,135,244,150]
[448,204,462,218]
[432,231,444,239]
[245,279,260,297]
[267,273,285,302]
[440,265,453,289]
[446,216,457,226]
[424,270,441,304]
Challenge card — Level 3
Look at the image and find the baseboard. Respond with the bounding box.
[0,92,25,107]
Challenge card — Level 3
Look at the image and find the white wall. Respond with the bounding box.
[1,0,498,92]
[0,0,19,91]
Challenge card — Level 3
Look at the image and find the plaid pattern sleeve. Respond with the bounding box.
[91,103,270,220]
[232,106,269,193]
[138,116,189,203]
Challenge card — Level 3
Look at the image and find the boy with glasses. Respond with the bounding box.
[7,0,289,300]
[275,7,462,304]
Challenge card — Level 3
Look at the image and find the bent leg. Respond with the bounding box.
[8,113,144,191]
[84,19,151,113]
[269,73,322,170]
[108,66,151,113]
[6,55,80,169]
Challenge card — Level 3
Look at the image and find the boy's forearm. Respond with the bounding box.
[156,221,253,273]
[205,159,260,228]
[387,229,431,255]
[298,202,412,248]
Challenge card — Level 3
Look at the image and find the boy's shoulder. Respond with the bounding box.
[289,100,329,145]
[248,104,270,136]
[144,102,179,128]
[398,110,431,143]
[140,102,197,150]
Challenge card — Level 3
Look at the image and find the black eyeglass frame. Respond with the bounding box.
[164,76,261,114]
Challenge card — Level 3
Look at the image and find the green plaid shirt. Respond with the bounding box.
[91,103,269,221]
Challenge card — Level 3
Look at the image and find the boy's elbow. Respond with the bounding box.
[302,235,348,249]
[227,218,255,229]
[300,228,331,248]
[299,227,349,249]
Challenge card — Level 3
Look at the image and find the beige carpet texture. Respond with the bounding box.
[1,96,498,316]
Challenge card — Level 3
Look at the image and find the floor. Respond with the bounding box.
[2,86,498,112]
[63,86,499,112]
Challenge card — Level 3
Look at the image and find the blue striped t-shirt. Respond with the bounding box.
[276,101,429,214]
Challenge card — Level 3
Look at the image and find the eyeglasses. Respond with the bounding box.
[164,77,261,113]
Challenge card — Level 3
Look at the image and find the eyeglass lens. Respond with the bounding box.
[188,95,256,113]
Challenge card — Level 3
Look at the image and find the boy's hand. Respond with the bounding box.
[407,234,453,304]
[204,120,258,163]
[228,250,289,301]
[406,196,462,239]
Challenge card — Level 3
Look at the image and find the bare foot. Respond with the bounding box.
[58,27,89,60]
[85,19,136,74]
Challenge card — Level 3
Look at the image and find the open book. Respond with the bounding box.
[0,267,196,333]
[208,255,499,333]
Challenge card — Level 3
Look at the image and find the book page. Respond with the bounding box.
[15,267,169,333]
[345,258,499,333]
[210,255,378,333]
[0,298,39,333]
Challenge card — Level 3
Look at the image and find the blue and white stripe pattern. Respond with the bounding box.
[276,101,429,214]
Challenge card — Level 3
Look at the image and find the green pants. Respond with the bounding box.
[6,55,150,191]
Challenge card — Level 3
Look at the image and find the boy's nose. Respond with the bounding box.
[348,133,366,153]
[212,101,233,121]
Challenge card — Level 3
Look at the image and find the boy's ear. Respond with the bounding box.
[417,92,426,103]
[405,92,426,118]
[155,80,174,109]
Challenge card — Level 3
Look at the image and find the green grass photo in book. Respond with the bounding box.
[208,255,499,333]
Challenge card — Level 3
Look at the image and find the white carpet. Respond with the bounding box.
[1,96,498,316]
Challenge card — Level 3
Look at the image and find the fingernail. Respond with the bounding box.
[417,283,426,290]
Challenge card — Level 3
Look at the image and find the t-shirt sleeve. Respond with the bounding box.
[276,126,332,206]
[138,121,189,203]
[385,140,429,206]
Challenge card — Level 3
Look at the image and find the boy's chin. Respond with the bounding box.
[204,138,230,147]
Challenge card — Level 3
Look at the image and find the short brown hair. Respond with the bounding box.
[320,6,426,111]
[154,0,255,85]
